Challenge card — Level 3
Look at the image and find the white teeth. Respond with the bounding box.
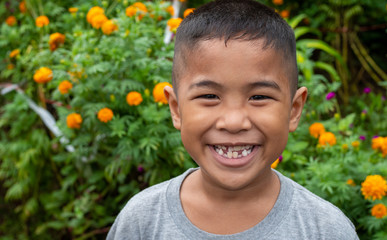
[242,150,247,157]
[213,145,254,159]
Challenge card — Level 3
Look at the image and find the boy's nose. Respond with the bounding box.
[215,107,252,133]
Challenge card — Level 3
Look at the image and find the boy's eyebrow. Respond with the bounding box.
[188,80,223,90]
[188,79,281,91]
[247,80,281,91]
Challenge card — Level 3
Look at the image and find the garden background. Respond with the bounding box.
[1,0,387,239]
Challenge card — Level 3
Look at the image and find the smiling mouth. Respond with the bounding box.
[212,145,255,159]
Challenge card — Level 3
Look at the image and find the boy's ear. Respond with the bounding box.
[289,87,308,132]
[164,86,181,130]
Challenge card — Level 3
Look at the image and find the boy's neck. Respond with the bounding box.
[179,168,281,234]
[193,168,280,202]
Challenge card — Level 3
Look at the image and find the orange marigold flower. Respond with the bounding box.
[346,179,356,186]
[166,6,174,15]
[33,67,53,84]
[272,0,283,5]
[271,158,280,169]
[372,136,386,149]
[87,6,104,24]
[69,7,78,13]
[361,175,387,200]
[280,10,290,18]
[19,1,27,13]
[67,113,82,129]
[58,80,73,94]
[91,14,108,29]
[309,122,325,138]
[125,6,137,17]
[126,2,147,19]
[167,18,183,32]
[9,49,20,58]
[126,91,143,106]
[7,64,15,70]
[371,203,387,219]
[184,8,195,18]
[6,16,17,26]
[318,132,336,146]
[372,136,387,157]
[351,140,360,148]
[97,108,114,123]
[153,82,172,104]
[35,15,49,27]
[132,2,147,12]
[101,20,118,35]
[342,144,349,150]
[49,32,65,51]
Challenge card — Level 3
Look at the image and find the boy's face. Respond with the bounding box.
[165,39,307,191]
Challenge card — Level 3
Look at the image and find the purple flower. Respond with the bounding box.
[362,110,367,114]
[137,165,144,173]
[279,155,283,162]
[359,136,366,141]
[382,96,386,101]
[373,135,379,139]
[363,87,371,94]
[326,92,335,100]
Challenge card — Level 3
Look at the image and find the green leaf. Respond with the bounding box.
[288,14,308,29]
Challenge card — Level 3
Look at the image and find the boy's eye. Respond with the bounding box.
[198,94,219,99]
[249,95,271,100]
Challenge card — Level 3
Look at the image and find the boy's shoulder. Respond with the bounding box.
[276,171,358,239]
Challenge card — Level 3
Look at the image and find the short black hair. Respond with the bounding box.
[172,0,298,96]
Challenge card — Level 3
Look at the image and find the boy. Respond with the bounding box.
[107,0,359,239]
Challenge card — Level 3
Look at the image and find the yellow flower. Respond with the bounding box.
[371,203,387,219]
[346,179,355,186]
[19,1,27,13]
[309,123,325,138]
[351,140,360,148]
[184,8,195,18]
[97,108,114,123]
[49,32,65,51]
[33,67,53,84]
[69,7,78,13]
[67,113,82,129]
[272,0,283,5]
[9,49,20,58]
[101,20,118,35]
[271,158,280,169]
[342,144,348,150]
[90,14,108,29]
[6,16,17,26]
[35,15,49,27]
[167,18,183,32]
[153,82,172,104]
[280,10,290,18]
[126,91,143,106]
[361,175,387,200]
[318,132,336,146]
[58,80,73,94]
[87,6,104,24]
[166,6,174,15]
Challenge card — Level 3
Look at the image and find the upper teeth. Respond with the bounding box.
[214,145,253,159]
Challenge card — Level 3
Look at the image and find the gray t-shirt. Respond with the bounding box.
[107,168,359,240]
